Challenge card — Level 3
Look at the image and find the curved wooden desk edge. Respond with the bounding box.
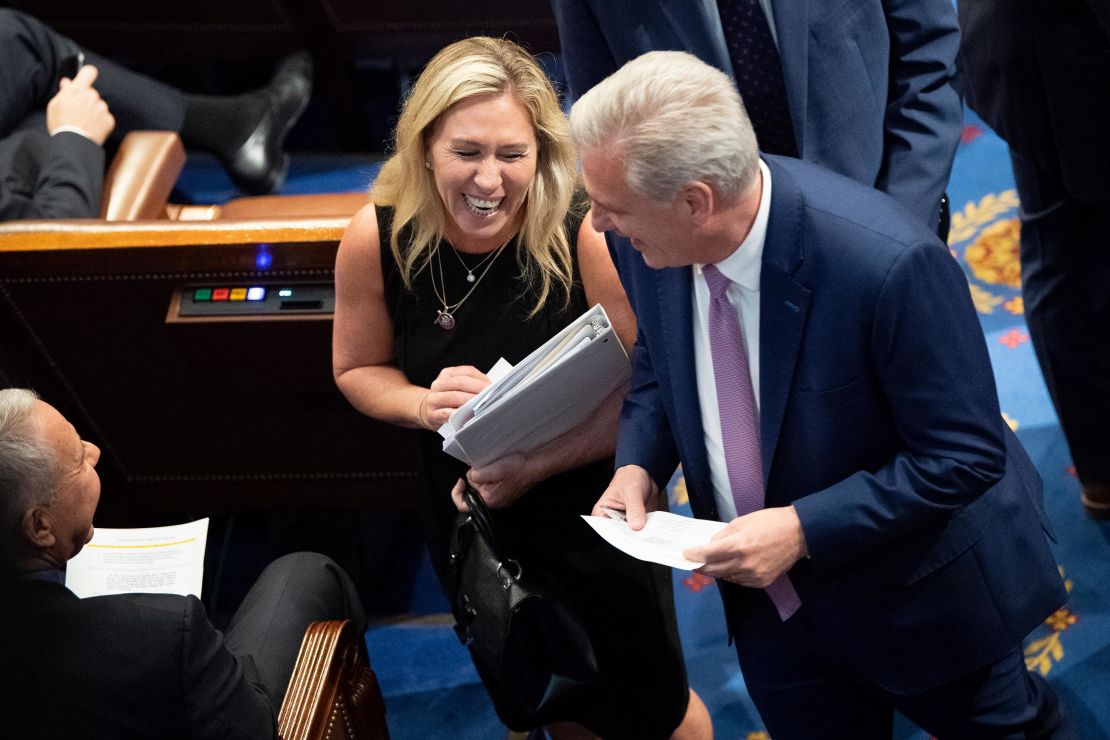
[0,217,350,251]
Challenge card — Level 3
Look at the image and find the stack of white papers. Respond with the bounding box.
[582,511,726,570]
[439,304,631,466]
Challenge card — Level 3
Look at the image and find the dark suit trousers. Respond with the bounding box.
[724,587,1064,739]
[1011,149,1110,485]
[224,552,367,711]
[0,9,185,140]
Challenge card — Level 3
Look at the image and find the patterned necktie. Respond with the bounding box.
[704,264,801,621]
[716,0,798,157]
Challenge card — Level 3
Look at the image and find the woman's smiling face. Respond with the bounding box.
[424,92,538,251]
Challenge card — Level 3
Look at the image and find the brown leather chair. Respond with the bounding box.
[280,619,390,740]
[100,131,188,220]
[100,131,368,223]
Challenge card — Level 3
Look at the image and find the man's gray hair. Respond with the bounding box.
[0,389,56,540]
[570,50,760,204]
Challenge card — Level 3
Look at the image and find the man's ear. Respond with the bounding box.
[679,181,714,225]
[21,507,56,549]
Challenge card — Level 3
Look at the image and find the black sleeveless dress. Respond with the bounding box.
[377,205,689,737]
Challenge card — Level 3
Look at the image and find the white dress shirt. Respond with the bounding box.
[692,159,772,521]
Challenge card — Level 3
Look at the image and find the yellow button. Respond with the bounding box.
[229,288,248,301]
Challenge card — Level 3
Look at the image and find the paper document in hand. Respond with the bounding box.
[581,511,726,570]
[439,304,630,466]
[64,518,209,598]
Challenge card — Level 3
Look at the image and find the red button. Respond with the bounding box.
[212,288,230,301]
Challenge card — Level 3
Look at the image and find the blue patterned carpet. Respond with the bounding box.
[184,107,1110,738]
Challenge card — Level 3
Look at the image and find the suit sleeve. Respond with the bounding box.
[615,328,682,489]
[0,131,103,221]
[874,0,963,231]
[551,0,619,100]
[180,595,277,739]
[792,241,1007,567]
[609,238,681,488]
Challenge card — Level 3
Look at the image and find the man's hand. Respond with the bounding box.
[683,506,808,587]
[591,465,659,530]
[418,365,490,430]
[46,65,115,145]
[450,452,538,511]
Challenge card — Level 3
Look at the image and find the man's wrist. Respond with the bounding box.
[788,505,810,559]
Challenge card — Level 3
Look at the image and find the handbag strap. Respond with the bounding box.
[462,483,509,566]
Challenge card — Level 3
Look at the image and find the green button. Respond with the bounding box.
[193,288,212,302]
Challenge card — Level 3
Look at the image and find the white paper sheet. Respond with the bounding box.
[581,511,726,570]
[65,518,209,598]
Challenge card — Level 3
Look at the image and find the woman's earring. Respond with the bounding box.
[424,161,432,170]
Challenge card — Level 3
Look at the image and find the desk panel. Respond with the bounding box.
[0,233,420,525]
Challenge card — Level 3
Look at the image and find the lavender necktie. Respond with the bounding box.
[704,263,801,621]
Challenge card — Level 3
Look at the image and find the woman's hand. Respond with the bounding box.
[418,365,491,430]
[450,452,539,511]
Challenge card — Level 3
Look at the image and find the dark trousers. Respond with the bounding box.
[1012,148,1110,485]
[729,593,1064,739]
[0,9,185,141]
[223,552,367,711]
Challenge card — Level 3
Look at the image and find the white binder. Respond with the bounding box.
[439,304,630,466]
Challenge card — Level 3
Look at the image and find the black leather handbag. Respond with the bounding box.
[448,484,599,728]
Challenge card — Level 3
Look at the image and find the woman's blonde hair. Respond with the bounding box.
[372,36,578,314]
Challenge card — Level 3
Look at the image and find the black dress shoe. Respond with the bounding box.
[225,52,313,195]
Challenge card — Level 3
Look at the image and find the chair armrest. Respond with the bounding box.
[100,131,186,221]
[279,620,390,740]
[218,193,369,220]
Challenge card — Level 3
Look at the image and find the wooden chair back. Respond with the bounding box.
[279,619,390,740]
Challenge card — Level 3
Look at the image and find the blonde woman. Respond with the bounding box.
[333,37,710,740]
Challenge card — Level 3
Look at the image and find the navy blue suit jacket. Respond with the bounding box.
[960,0,1110,205]
[611,156,1065,694]
[0,120,104,221]
[552,0,962,230]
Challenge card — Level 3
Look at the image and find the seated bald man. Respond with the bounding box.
[0,388,366,739]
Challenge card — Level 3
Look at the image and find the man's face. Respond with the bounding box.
[29,400,101,563]
[581,148,695,269]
